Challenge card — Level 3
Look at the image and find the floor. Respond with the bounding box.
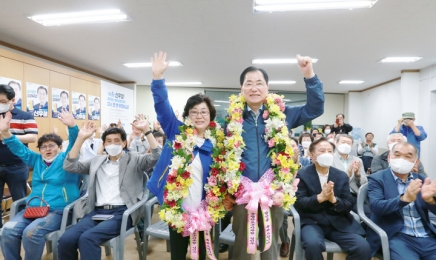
[0,204,352,260]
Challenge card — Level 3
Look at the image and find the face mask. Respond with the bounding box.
[389,158,416,174]
[337,144,352,154]
[43,153,59,163]
[301,141,311,149]
[0,102,11,113]
[324,129,331,134]
[316,153,334,167]
[388,142,398,151]
[328,138,335,143]
[105,144,123,156]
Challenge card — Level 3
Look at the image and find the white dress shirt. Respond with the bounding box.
[182,137,205,210]
[95,155,125,206]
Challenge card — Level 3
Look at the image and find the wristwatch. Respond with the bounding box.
[144,130,153,136]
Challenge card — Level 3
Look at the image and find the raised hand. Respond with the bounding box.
[58,110,76,127]
[402,179,422,203]
[0,112,12,136]
[151,51,170,80]
[421,178,436,204]
[117,118,123,128]
[131,114,150,133]
[296,54,315,79]
[99,124,108,134]
[397,118,404,126]
[78,121,97,140]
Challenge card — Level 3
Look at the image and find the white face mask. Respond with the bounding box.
[328,138,335,143]
[43,153,59,163]
[105,144,123,156]
[301,141,311,149]
[337,143,352,154]
[324,129,331,134]
[0,102,11,113]
[388,142,398,151]
[389,158,416,174]
[316,153,334,167]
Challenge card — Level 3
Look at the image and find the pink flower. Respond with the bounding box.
[279,103,285,112]
[235,141,240,148]
[268,138,275,147]
[208,176,217,186]
[262,110,269,119]
[273,192,284,206]
[293,178,300,191]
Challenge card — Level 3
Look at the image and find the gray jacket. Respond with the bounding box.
[63,148,161,224]
[332,152,367,194]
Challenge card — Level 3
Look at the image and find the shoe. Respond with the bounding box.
[280,241,290,257]
[219,243,229,253]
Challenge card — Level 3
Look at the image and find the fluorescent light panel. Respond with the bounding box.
[28,9,129,26]
[123,61,183,68]
[339,80,364,84]
[213,104,221,107]
[254,0,378,12]
[379,57,422,63]
[269,80,297,84]
[252,58,318,64]
[165,82,203,86]
[214,100,230,103]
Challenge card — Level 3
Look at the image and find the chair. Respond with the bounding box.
[142,196,171,260]
[357,183,389,260]
[213,221,235,259]
[289,205,360,260]
[7,196,77,260]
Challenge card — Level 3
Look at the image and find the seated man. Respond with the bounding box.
[332,134,368,215]
[371,133,426,175]
[58,115,161,260]
[367,142,436,259]
[295,138,371,260]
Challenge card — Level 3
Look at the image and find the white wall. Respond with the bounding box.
[312,93,345,125]
[135,85,204,123]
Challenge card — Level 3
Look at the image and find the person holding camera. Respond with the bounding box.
[331,113,353,134]
[390,112,427,158]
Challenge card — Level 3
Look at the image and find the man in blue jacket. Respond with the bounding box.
[390,112,427,158]
[367,142,436,258]
[223,54,325,260]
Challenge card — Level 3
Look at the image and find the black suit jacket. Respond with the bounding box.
[295,164,364,235]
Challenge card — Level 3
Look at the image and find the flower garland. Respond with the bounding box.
[219,93,299,210]
[158,118,227,234]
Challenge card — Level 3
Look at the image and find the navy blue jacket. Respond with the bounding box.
[147,79,213,205]
[240,75,324,182]
[367,168,436,256]
[295,164,365,234]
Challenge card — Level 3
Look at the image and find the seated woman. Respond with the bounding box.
[0,110,80,260]
[147,51,224,260]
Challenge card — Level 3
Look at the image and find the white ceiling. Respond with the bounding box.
[0,0,435,93]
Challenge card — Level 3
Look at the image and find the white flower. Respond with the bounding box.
[170,156,186,170]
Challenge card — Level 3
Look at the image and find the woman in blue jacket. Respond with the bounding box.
[147,52,218,260]
[0,110,80,260]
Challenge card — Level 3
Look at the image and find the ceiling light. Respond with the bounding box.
[165,82,203,86]
[252,58,318,64]
[283,99,292,102]
[339,80,364,84]
[214,104,221,107]
[269,81,297,84]
[123,61,183,68]
[379,57,422,63]
[254,0,378,12]
[28,9,130,26]
[214,100,230,103]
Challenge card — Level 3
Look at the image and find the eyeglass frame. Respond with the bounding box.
[39,144,59,151]
[188,110,210,117]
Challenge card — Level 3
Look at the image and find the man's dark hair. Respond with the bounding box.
[79,94,86,101]
[153,131,166,144]
[298,132,314,144]
[309,137,336,153]
[182,93,216,121]
[37,133,63,148]
[109,123,118,128]
[336,113,345,119]
[60,91,69,98]
[37,86,47,94]
[310,128,319,134]
[239,66,269,86]
[290,136,299,145]
[365,132,374,137]
[8,81,21,90]
[101,127,127,143]
[0,84,15,100]
[94,97,100,102]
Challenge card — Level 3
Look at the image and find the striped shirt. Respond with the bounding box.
[391,170,430,237]
[0,108,38,165]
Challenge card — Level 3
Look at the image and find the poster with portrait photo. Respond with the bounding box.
[51,88,70,118]
[0,77,23,110]
[26,82,49,117]
[72,92,86,120]
[88,95,101,120]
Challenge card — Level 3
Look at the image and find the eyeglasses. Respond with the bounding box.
[242,83,267,90]
[189,111,209,117]
[40,144,58,151]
